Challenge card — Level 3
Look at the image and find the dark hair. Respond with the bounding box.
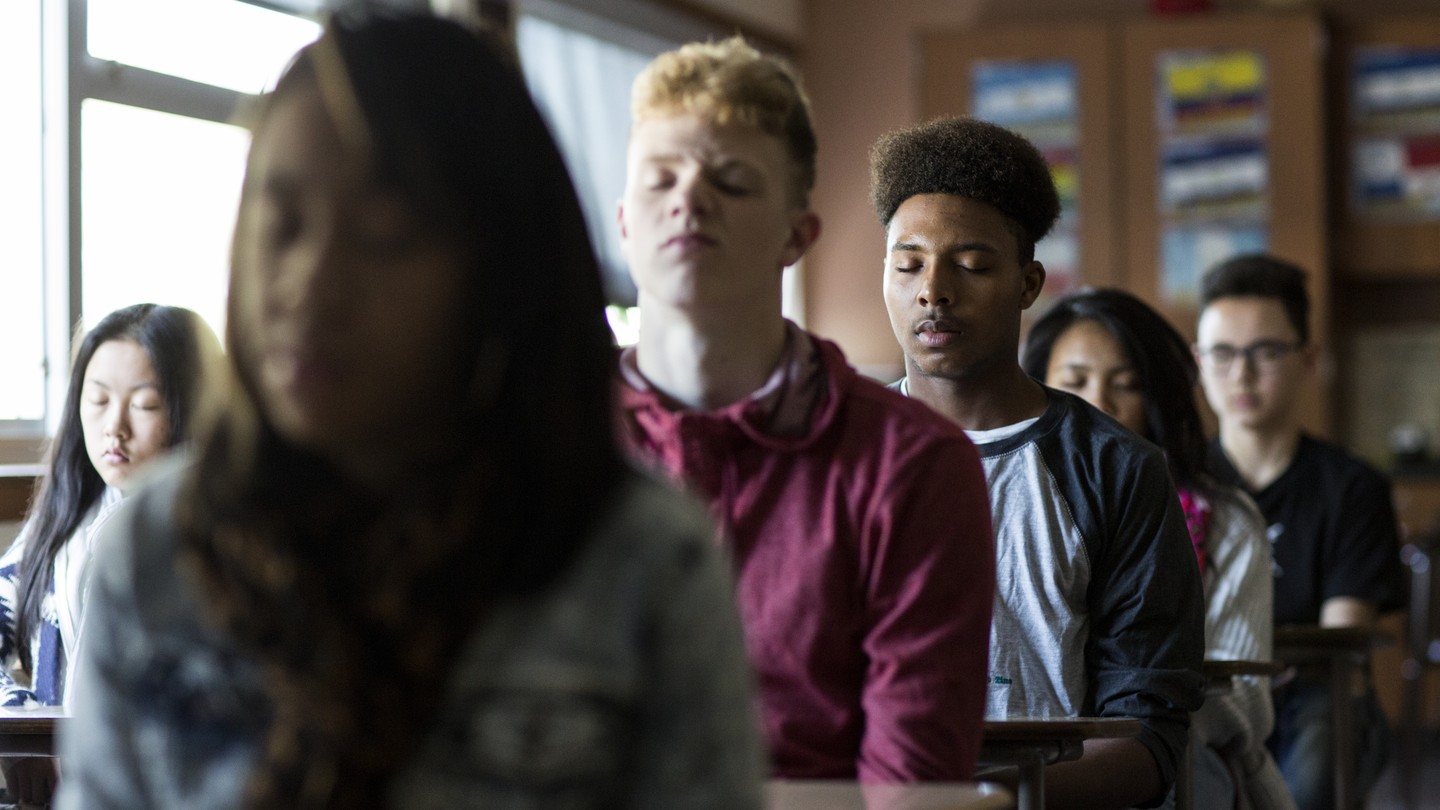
[16,303,217,672]
[182,12,624,807]
[1199,253,1310,345]
[869,116,1060,262]
[1021,288,1206,488]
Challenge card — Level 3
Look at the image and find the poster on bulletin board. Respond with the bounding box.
[1350,47,1440,221]
[1159,137,1267,221]
[1156,49,1267,137]
[1153,48,1270,306]
[971,59,1082,299]
[1161,224,1267,304]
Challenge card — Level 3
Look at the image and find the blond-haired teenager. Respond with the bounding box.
[615,38,997,782]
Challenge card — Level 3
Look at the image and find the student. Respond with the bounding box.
[57,13,763,809]
[1023,287,1295,810]
[615,38,995,782]
[0,303,217,805]
[871,116,1204,809]
[1196,254,1406,810]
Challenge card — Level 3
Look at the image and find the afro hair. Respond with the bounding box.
[870,116,1060,259]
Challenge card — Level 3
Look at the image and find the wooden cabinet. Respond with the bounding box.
[0,475,34,525]
[921,22,1119,295]
[1119,14,1327,327]
[922,12,1332,434]
[1121,13,1330,435]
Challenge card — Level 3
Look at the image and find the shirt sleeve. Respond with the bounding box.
[1193,489,1274,751]
[857,434,995,783]
[1087,446,1206,804]
[1323,465,1406,612]
[628,515,766,810]
[0,525,39,708]
[54,504,156,809]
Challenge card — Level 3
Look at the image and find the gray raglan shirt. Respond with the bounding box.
[896,384,1205,801]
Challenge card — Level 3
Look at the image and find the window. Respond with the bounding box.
[88,0,320,95]
[0,0,46,427]
[517,10,675,307]
[78,0,321,342]
[0,0,320,439]
[79,100,250,334]
[516,5,682,344]
[6,0,757,440]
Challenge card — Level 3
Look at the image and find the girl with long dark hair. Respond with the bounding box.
[57,11,761,810]
[0,302,218,803]
[1022,287,1295,810]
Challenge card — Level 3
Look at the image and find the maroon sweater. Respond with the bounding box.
[618,329,994,782]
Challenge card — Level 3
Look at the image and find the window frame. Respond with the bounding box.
[0,0,289,453]
[4,0,791,456]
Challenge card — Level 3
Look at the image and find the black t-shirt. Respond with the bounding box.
[1207,434,1407,625]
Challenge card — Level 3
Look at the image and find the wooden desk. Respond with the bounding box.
[0,468,39,525]
[1175,659,1287,810]
[978,717,1140,810]
[767,780,1013,810]
[1202,658,1286,686]
[0,708,62,758]
[1274,625,1391,810]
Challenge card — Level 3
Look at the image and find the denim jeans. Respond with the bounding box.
[1267,676,1392,810]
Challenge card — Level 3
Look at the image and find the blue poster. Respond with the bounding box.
[1353,47,1440,120]
[972,60,1078,142]
[1162,224,1268,305]
[972,60,1082,286]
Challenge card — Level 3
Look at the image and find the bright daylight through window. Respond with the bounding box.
[82,0,320,337]
[6,0,712,430]
[0,1,45,423]
[0,0,319,432]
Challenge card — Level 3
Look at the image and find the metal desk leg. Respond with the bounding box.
[1014,749,1045,810]
[1331,651,1356,810]
[1174,733,1193,810]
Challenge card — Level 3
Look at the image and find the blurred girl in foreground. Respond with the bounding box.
[58,11,761,809]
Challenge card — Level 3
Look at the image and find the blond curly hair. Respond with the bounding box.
[632,36,816,206]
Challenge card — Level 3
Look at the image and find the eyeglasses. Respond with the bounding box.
[1196,340,1301,374]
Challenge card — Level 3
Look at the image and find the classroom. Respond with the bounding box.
[0,0,1436,808]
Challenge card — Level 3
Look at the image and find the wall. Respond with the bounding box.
[799,0,1440,378]
[800,0,968,378]
[687,0,803,43]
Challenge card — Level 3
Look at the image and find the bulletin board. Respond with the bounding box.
[1153,48,1271,306]
[971,59,1083,300]
[1122,13,1329,435]
[1349,47,1440,221]
[921,21,1118,304]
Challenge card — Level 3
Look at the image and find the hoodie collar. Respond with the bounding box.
[618,320,837,447]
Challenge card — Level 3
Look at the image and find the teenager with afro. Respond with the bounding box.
[872,115,1205,809]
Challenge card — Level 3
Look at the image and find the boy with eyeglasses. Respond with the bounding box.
[1196,253,1406,810]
